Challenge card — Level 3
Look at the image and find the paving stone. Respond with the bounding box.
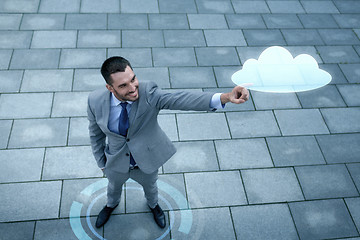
[333,0,360,13]
[196,47,240,66]
[0,120,11,148]
[68,117,90,145]
[316,134,360,164]
[73,69,105,91]
[232,1,270,13]
[108,48,152,68]
[319,29,360,45]
[0,50,11,69]
[252,91,301,110]
[65,14,107,29]
[267,136,325,167]
[346,163,360,193]
[122,30,164,47]
[170,208,236,239]
[169,67,216,88]
[268,1,305,13]
[78,30,121,48]
[9,118,69,148]
[0,93,53,119]
[188,14,228,29]
[185,171,247,208]
[0,222,35,240]
[39,0,80,13]
[321,108,360,133]
[159,0,197,13]
[81,0,120,13]
[153,48,197,67]
[321,64,348,84]
[241,168,304,204]
[333,14,360,28]
[227,111,281,138]
[262,14,303,28]
[0,148,44,183]
[339,64,360,83]
[214,66,243,87]
[295,164,358,200]
[243,29,286,46]
[0,14,22,30]
[302,1,339,13]
[0,181,62,222]
[345,197,360,232]
[275,109,330,136]
[204,30,246,46]
[0,31,32,49]
[108,13,148,29]
[157,114,178,141]
[282,29,324,45]
[0,70,23,93]
[133,67,170,88]
[121,0,159,13]
[215,138,273,170]
[298,13,339,28]
[338,84,360,106]
[317,46,360,64]
[289,199,359,239]
[21,14,66,30]
[164,30,206,47]
[31,30,77,48]
[60,49,106,68]
[231,204,298,240]
[10,49,60,69]
[196,0,234,13]
[0,0,39,13]
[163,141,219,173]
[52,91,89,117]
[297,85,346,108]
[149,14,189,29]
[226,14,266,29]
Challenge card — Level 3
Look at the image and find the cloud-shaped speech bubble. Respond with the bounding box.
[231,46,332,93]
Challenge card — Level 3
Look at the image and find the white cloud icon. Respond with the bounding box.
[231,46,332,93]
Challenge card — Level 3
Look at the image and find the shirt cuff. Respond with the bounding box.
[210,93,225,110]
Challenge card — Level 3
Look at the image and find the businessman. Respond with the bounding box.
[87,56,249,229]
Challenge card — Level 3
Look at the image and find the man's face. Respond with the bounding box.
[106,66,139,102]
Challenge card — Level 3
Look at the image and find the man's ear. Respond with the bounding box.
[106,84,113,93]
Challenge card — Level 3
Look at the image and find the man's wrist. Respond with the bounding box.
[220,93,230,105]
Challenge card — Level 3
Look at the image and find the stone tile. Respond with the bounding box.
[274,109,329,136]
[81,0,120,13]
[214,66,241,87]
[339,64,360,83]
[31,30,77,48]
[10,49,60,69]
[159,0,197,13]
[21,14,66,30]
[73,69,105,91]
[236,46,267,64]
[9,118,69,148]
[215,138,273,170]
[108,14,148,29]
[0,31,32,49]
[0,50,11,69]
[163,141,219,173]
[164,30,206,47]
[262,14,303,28]
[0,70,23,93]
[298,13,339,28]
[317,46,360,64]
[297,85,346,108]
[338,84,360,106]
[177,113,230,140]
[0,0,39,13]
[348,163,360,189]
[121,0,159,13]
[226,14,266,29]
[122,30,164,47]
[333,14,360,28]
[321,64,348,84]
[188,14,228,29]
[196,47,240,66]
[68,117,90,145]
[149,14,189,29]
[157,114,178,141]
[169,67,216,88]
[0,148,44,183]
[227,111,281,138]
[252,91,301,110]
[243,168,304,204]
[21,69,73,92]
[60,49,106,68]
[108,48,152,67]
[295,165,358,200]
[133,67,170,88]
[0,222,35,240]
[302,1,339,13]
[243,29,286,46]
[289,199,359,239]
[39,0,80,13]
[267,1,305,13]
[0,181,61,222]
[0,14,22,30]
[282,29,324,45]
[345,197,360,232]
[204,30,246,46]
[52,92,89,117]
[0,120,11,148]
[231,204,298,240]
[170,208,236,239]
[321,108,360,133]
[0,93,53,119]
[153,48,197,67]
[333,0,360,13]
[65,14,107,29]
[319,29,360,45]
[267,136,325,167]
[185,171,247,208]
[78,30,121,48]
[196,0,234,13]
[232,1,270,13]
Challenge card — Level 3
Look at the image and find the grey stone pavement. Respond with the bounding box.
[0,0,360,239]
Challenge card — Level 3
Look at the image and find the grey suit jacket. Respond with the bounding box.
[87,81,214,174]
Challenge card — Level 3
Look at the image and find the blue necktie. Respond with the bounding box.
[118,102,136,166]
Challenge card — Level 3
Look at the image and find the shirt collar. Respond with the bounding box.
[110,93,133,107]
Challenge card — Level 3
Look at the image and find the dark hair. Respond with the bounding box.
[100,56,133,84]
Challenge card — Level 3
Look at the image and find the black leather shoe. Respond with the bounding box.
[95,204,118,228]
[150,204,166,228]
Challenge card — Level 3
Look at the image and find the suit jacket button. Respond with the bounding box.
[126,153,130,156]
[126,138,130,142]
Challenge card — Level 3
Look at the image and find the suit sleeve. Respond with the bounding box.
[87,96,107,169]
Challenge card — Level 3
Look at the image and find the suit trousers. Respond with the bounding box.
[104,167,158,209]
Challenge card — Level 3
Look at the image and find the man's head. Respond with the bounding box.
[101,56,139,102]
